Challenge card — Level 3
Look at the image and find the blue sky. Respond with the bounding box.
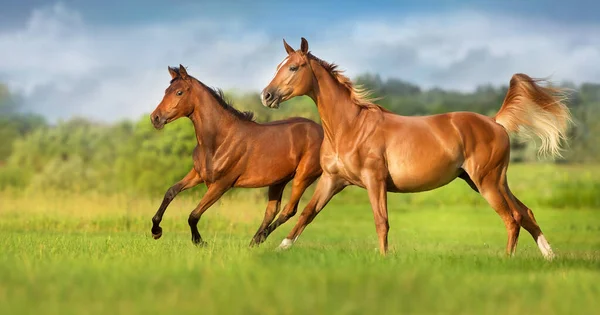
[0,0,598,121]
[3,0,598,29]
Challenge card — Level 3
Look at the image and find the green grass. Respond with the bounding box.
[0,164,599,315]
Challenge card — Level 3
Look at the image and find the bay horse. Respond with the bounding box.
[150,65,323,246]
[261,38,572,259]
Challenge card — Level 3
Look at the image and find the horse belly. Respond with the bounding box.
[235,170,294,188]
[386,142,463,193]
[234,145,298,188]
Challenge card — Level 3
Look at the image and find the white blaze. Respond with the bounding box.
[271,56,290,81]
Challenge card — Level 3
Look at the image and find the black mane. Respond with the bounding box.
[169,67,255,122]
[202,84,255,122]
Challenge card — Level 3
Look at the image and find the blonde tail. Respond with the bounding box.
[494,73,573,158]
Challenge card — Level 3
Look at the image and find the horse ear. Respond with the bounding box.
[168,66,178,79]
[178,64,189,79]
[300,37,309,54]
[283,39,295,55]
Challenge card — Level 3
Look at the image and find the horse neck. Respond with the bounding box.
[188,84,240,149]
[308,59,361,144]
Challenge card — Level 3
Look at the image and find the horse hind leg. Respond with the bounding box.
[458,169,479,193]
[259,152,322,245]
[481,188,521,256]
[249,181,287,246]
[256,171,319,245]
[506,190,555,260]
[459,169,522,254]
[468,167,521,257]
[474,165,554,260]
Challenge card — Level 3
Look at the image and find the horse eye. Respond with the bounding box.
[176,90,183,96]
[289,65,299,71]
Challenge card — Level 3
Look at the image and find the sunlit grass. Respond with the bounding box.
[0,164,599,315]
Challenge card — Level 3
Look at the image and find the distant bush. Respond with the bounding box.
[28,156,99,193]
[545,178,600,209]
[0,165,31,190]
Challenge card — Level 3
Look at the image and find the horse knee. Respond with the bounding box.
[512,211,524,225]
[299,209,319,225]
[285,207,298,219]
[166,185,181,200]
[506,219,520,235]
[375,220,389,233]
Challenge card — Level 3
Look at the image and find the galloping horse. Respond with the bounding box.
[261,38,571,259]
[150,65,323,246]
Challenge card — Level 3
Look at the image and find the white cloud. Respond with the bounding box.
[1,3,599,122]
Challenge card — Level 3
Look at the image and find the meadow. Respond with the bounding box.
[1,164,599,315]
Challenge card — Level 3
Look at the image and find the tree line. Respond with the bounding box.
[1,74,598,195]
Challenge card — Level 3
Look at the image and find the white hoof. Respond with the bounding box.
[537,235,555,261]
[543,249,556,261]
[277,238,294,251]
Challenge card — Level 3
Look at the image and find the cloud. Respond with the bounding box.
[316,11,600,90]
[1,3,599,122]
[0,3,279,121]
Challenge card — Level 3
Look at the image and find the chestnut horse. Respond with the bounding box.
[261,38,571,259]
[150,65,322,246]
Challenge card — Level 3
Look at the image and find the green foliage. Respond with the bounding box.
[5,116,197,195]
[355,73,506,116]
[564,102,600,163]
[0,165,30,190]
[30,156,98,192]
[114,117,197,195]
[0,83,11,114]
[545,173,600,209]
[0,83,47,162]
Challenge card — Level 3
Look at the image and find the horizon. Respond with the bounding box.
[1,0,599,122]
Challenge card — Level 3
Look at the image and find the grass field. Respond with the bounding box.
[1,164,599,315]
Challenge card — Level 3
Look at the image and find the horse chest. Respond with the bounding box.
[322,152,363,184]
[192,149,229,182]
[192,155,209,179]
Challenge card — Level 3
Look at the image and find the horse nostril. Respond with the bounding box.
[153,114,160,123]
[264,92,272,101]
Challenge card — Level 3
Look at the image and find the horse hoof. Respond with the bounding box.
[249,236,266,247]
[192,239,207,247]
[276,238,293,251]
[151,227,163,240]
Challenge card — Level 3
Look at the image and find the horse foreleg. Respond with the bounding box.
[364,172,389,255]
[151,169,203,239]
[259,175,319,244]
[278,173,345,250]
[188,182,229,246]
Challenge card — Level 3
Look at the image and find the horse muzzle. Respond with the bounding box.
[151,113,167,129]
[261,89,282,109]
